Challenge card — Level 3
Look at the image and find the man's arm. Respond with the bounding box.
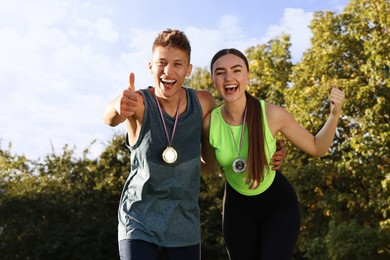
[201,111,218,173]
[103,73,144,145]
[196,90,218,173]
[270,139,286,170]
[103,73,138,126]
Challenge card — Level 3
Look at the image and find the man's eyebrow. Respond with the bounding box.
[157,58,185,62]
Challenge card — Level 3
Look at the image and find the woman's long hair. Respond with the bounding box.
[211,48,268,189]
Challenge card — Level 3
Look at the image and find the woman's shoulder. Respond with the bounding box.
[265,101,296,133]
[264,101,284,115]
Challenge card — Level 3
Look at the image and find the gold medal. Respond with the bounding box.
[155,90,183,164]
[162,146,178,164]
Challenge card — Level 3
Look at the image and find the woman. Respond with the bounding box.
[202,48,345,259]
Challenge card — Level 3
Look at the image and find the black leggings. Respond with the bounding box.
[118,239,200,260]
[223,171,301,260]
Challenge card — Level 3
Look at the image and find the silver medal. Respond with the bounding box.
[232,157,247,173]
[224,105,248,174]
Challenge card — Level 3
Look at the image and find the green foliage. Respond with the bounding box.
[199,168,228,259]
[246,32,292,105]
[0,137,128,259]
[284,0,390,258]
[325,219,389,260]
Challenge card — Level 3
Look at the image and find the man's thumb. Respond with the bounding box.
[128,72,135,92]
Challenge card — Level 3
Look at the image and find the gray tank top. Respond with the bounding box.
[118,87,203,247]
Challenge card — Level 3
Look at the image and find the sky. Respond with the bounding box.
[0,0,349,161]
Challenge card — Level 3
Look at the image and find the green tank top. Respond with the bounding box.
[209,100,276,196]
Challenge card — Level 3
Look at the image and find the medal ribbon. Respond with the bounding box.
[225,105,247,157]
[155,90,182,147]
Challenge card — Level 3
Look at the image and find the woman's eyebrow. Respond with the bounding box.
[231,64,243,69]
[214,64,243,72]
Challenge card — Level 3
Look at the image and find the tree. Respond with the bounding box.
[246,33,293,105]
[0,137,128,259]
[285,0,390,258]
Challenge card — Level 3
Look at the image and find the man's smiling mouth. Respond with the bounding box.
[161,79,177,87]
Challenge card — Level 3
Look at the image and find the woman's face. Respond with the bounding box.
[211,53,250,102]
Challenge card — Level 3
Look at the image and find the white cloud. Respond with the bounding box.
[185,19,258,72]
[218,15,245,41]
[0,0,66,27]
[263,8,313,62]
[73,17,119,43]
[117,28,159,89]
[185,27,223,69]
[186,9,314,71]
[0,1,124,160]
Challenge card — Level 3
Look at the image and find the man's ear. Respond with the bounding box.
[186,64,193,76]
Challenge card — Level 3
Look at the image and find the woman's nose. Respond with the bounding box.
[225,71,233,80]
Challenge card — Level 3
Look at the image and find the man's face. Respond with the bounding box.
[149,46,192,97]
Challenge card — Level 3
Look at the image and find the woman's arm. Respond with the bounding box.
[268,87,345,157]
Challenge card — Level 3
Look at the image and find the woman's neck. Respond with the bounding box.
[223,100,247,126]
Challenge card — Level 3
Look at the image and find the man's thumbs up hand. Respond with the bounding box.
[115,72,138,118]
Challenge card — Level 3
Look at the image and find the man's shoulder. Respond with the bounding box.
[192,89,213,99]
[191,89,216,116]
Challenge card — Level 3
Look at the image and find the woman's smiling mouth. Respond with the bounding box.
[224,84,238,94]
